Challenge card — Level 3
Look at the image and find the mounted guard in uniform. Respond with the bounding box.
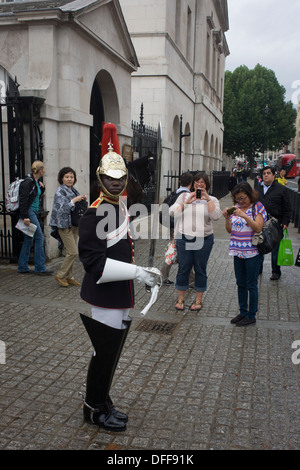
[79,123,159,431]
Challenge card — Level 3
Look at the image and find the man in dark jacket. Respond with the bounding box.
[257,166,291,280]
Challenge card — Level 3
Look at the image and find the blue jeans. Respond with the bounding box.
[176,233,214,292]
[18,209,47,273]
[234,254,263,319]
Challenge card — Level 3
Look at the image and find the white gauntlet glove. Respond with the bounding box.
[135,267,156,286]
[96,259,162,317]
[97,258,157,287]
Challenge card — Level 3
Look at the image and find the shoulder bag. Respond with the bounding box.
[71,199,88,226]
[251,205,283,255]
[164,240,177,265]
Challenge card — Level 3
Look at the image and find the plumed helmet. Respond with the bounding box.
[96,123,127,180]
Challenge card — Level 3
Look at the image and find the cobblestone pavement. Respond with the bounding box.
[0,193,300,451]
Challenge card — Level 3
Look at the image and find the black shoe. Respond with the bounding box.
[18,269,34,274]
[108,403,128,423]
[83,403,126,432]
[230,314,245,324]
[106,395,128,423]
[270,273,280,280]
[34,270,54,276]
[236,317,256,327]
[163,279,174,286]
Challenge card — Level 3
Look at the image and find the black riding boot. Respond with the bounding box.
[106,317,132,422]
[80,314,130,432]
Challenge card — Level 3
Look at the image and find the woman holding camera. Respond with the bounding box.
[170,172,222,312]
[222,182,267,326]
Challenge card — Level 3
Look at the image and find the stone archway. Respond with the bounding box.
[97,70,120,124]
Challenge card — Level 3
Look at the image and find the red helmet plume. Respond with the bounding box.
[101,122,121,157]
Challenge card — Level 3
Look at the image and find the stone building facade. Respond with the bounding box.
[120,0,229,190]
[0,0,229,259]
[0,0,138,257]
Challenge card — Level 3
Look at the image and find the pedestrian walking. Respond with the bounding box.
[50,167,87,287]
[228,171,237,191]
[257,166,291,280]
[160,172,193,286]
[18,160,53,276]
[276,168,288,186]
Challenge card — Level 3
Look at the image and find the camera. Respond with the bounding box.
[196,189,201,199]
[227,207,236,216]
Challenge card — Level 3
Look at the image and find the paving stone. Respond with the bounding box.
[0,191,300,450]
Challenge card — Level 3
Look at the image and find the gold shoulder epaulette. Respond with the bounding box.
[90,195,104,209]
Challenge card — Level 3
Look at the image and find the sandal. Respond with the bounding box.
[190,302,202,312]
[175,299,184,311]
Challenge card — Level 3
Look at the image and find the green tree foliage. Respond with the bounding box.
[223,64,297,168]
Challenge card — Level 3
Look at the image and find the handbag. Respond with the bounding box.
[251,206,283,255]
[164,240,177,265]
[71,199,88,226]
[277,229,294,266]
[50,226,61,241]
[295,248,300,267]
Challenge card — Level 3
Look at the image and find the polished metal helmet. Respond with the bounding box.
[96,123,128,181]
[96,123,128,199]
[96,144,127,180]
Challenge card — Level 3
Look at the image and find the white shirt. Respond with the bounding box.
[169,193,222,238]
[262,182,271,194]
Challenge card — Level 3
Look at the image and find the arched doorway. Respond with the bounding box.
[89,79,104,202]
[89,70,120,202]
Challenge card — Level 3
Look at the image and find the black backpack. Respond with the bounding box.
[159,190,188,228]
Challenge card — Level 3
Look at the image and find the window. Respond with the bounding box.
[186,6,192,62]
[175,0,181,44]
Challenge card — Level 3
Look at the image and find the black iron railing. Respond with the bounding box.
[163,170,230,200]
[0,77,45,261]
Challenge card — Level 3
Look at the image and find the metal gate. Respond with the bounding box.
[163,170,230,199]
[131,103,158,208]
[0,77,45,261]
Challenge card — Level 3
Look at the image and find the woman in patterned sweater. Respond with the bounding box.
[223,182,267,327]
[50,167,87,287]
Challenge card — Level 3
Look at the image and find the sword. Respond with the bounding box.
[148,122,162,268]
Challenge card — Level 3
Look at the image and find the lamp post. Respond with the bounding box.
[262,104,269,167]
[178,114,191,178]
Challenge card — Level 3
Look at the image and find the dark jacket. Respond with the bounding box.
[19,174,45,219]
[78,196,135,309]
[257,180,291,227]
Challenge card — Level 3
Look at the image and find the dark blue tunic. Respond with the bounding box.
[78,195,135,309]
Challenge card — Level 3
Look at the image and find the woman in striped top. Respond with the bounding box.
[223,182,267,327]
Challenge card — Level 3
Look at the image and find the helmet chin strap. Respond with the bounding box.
[98,175,128,202]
